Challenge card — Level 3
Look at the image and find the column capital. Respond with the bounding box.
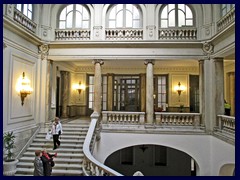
[144,59,155,65]
[38,44,49,60]
[93,59,104,65]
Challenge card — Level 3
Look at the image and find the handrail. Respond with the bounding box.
[216,115,235,132]
[82,112,123,176]
[16,125,40,159]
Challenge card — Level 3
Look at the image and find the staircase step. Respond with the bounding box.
[30,143,83,149]
[16,168,83,176]
[22,151,84,158]
[19,156,82,163]
[17,162,82,170]
[33,139,85,143]
[27,147,83,153]
[36,134,86,140]
[38,132,87,136]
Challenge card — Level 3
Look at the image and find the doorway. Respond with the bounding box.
[189,75,199,113]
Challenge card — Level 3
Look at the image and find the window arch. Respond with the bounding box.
[160,4,193,28]
[16,4,32,19]
[221,4,235,17]
[59,4,90,29]
[107,4,142,28]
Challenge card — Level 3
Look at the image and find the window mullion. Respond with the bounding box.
[73,5,76,28]
[175,4,178,27]
[123,4,126,28]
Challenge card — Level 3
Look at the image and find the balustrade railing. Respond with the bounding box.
[216,115,235,134]
[55,29,90,40]
[105,28,143,40]
[13,8,36,33]
[217,8,235,32]
[82,112,123,176]
[159,27,197,40]
[102,111,145,125]
[155,112,201,128]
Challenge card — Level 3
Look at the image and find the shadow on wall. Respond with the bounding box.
[219,164,235,176]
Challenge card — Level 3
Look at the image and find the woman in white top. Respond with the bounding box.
[51,117,63,150]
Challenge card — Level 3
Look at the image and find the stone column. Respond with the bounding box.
[38,44,50,125]
[140,73,146,112]
[213,58,225,121]
[229,72,235,116]
[93,60,104,114]
[46,60,53,121]
[144,60,155,124]
[107,73,113,111]
[199,60,205,126]
[60,71,70,118]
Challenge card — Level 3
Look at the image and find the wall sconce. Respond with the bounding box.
[16,72,33,106]
[139,145,148,153]
[73,81,86,94]
[174,82,186,101]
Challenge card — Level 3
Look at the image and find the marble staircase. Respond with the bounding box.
[15,121,90,176]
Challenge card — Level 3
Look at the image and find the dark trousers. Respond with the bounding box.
[53,134,60,149]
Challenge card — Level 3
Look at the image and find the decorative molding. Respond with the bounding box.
[3,42,7,49]
[146,25,156,38]
[202,41,214,59]
[38,44,49,60]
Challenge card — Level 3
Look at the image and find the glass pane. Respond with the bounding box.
[162,77,166,84]
[162,86,166,93]
[168,4,175,11]
[133,20,140,28]
[66,12,73,28]
[158,77,162,84]
[60,8,66,20]
[109,21,115,28]
[75,12,82,28]
[186,20,193,26]
[16,4,21,11]
[103,76,107,84]
[162,94,166,102]
[27,11,32,19]
[126,4,132,11]
[103,85,107,92]
[161,20,168,28]
[186,6,193,18]
[116,4,123,12]
[133,6,140,19]
[82,7,89,19]
[66,4,73,14]
[103,94,107,101]
[158,86,162,93]
[89,85,94,92]
[90,76,94,83]
[28,4,32,11]
[116,11,123,27]
[168,10,175,27]
[59,21,65,29]
[161,6,168,18]
[23,4,28,15]
[178,4,185,11]
[82,21,89,28]
[126,11,133,27]
[89,94,93,101]
[76,4,82,12]
[178,10,185,27]
[103,103,106,110]
[109,7,116,19]
[89,102,93,108]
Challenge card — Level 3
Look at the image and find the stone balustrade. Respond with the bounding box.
[158,27,197,40]
[217,115,235,133]
[82,112,123,176]
[13,8,36,33]
[55,29,90,40]
[102,111,145,125]
[155,112,201,128]
[105,28,143,40]
[217,7,235,32]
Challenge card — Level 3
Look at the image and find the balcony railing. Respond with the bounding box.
[13,8,36,33]
[82,112,123,176]
[216,115,235,134]
[155,112,201,128]
[158,27,197,40]
[217,8,235,32]
[105,28,143,40]
[55,29,90,41]
[102,111,145,125]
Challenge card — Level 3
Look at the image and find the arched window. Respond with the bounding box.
[221,4,235,17]
[16,4,32,19]
[107,4,142,28]
[59,4,90,29]
[160,4,193,28]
